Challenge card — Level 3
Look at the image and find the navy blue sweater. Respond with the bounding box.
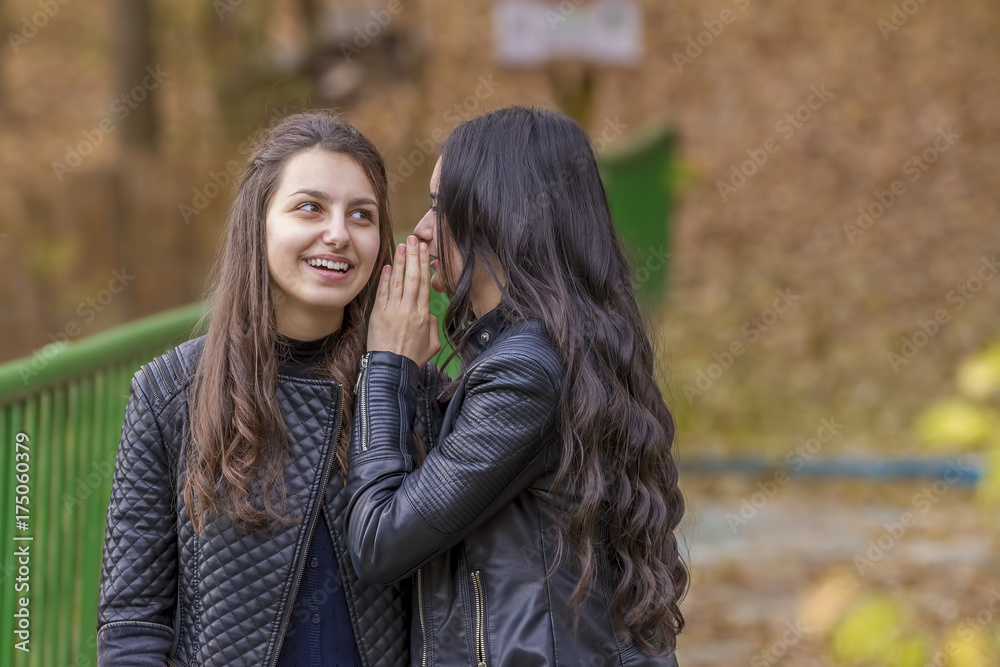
[275,330,363,667]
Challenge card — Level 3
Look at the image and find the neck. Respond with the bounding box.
[470,281,502,319]
[274,303,345,341]
[470,258,505,318]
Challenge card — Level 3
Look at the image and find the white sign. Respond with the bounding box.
[493,0,642,67]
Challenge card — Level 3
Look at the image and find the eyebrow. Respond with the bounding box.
[289,188,332,202]
[289,189,377,209]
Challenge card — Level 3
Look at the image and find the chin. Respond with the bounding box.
[303,289,360,311]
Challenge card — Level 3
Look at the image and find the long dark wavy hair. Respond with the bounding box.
[435,106,687,653]
[185,112,394,534]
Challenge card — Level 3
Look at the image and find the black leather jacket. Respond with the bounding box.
[345,307,679,667]
[97,336,409,667]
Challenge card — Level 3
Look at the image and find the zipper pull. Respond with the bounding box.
[354,353,370,394]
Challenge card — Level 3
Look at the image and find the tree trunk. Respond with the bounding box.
[111,0,161,316]
[113,0,158,152]
[0,0,12,121]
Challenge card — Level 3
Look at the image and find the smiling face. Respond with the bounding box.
[265,148,382,339]
[414,157,463,295]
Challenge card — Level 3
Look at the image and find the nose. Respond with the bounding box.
[321,211,352,247]
[414,209,435,246]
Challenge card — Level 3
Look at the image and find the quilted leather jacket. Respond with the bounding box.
[97,335,410,667]
[345,306,679,667]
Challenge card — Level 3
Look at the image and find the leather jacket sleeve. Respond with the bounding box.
[345,348,561,585]
[412,360,450,454]
[96,373,178,664]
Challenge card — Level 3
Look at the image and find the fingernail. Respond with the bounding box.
[408,236,417,247]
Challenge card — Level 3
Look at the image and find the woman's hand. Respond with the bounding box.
[367,235,441,367]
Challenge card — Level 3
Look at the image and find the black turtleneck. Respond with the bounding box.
[276,330,341,379]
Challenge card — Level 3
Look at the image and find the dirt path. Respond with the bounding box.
[675,474,996,666]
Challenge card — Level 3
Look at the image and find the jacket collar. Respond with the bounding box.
[461,303,515,357]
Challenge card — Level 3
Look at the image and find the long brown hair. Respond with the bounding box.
[436,107,687,654]
[184,112,393,534]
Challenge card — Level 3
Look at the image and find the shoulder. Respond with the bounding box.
[131,335,206,410]
[120,337,205,476]
[468,319,564,394]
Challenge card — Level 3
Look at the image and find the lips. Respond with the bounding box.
[308,260,349,272]
[303,259,354,282]
[305,254,353,270]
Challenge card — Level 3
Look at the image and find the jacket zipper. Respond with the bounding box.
[269,384,344,666]
[164,350,183,389]
[417,567,427,667]
[354,353,371,451]
[471,569,487,667]
[155,355,178,395]
[141,364,163,405]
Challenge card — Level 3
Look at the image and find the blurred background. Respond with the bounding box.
[1,0,1000,665]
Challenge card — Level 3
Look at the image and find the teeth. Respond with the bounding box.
[307,259,349,271]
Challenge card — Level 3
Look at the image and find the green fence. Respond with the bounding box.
[0,303,207,667]
[599,124,678,307]
[0,127,677,665]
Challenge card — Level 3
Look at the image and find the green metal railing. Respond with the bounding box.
[0,303,207,667]
[0,127,677,665]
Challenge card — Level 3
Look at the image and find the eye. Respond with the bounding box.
[297,202,321,214]
[350,209,375,221]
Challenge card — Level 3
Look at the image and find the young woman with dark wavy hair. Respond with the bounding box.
[96,112,410,666]
[346,105,687,666]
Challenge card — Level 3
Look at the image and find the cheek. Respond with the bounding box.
[265,216,301,269]
[264,226,283,275]
[448,247,464,276]
[355,227,383,276]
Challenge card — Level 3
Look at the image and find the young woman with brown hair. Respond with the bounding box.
[97,111,409,666]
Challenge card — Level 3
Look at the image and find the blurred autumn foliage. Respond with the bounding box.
[1,0,998,461]
[916,339,1000,503]
[2,3,999,665]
